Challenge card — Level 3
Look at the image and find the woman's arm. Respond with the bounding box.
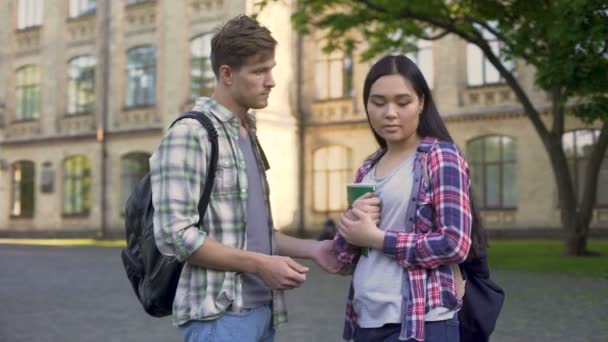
[383,142,472,269]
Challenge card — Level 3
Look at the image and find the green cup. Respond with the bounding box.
[346,183,376,257]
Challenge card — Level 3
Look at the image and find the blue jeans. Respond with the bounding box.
[354,315,459,342]
[178,305,274,342]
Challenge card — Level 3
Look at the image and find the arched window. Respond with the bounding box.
[313,145,352,212]
[63,156,92,215]
[467,136,517,209]
[16,65,41,120]
[125,45,157,107]
[11,161,35,217]
[67,56,96,114]
[314,44,353,100]
[563,129,608,206]
[190,33,215,99]
[121,152,150,209]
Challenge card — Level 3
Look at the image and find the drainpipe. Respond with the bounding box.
[98,0,111,238]
[296,27,305,237]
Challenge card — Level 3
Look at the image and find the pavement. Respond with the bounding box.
[0,242,607,342]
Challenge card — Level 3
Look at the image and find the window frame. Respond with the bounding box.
[466,25,516,87]
[67,55,96,115]
[10,160,36,218]
[312,145,353,213]
[189,33,215,100]
[467,135,518,210]
[314,45,354,101]
[16,0,44,30]
[125,45,157,108]
[68,0,96,18]
[562,129,607,208]
[120,152,150,213]
[15,65,41,121]
[62,155,92,216]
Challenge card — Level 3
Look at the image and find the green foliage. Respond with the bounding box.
[258,0,608,123]
[488,240,608,278]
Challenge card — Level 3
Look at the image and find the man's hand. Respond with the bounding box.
[311,239,343,274]
[256,255,309,290]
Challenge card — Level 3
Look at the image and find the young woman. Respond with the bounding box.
[334,55,487,342]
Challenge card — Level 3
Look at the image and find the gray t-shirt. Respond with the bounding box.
[353,154,415,327]
[238,131,272,308]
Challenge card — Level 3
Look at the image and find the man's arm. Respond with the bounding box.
[187,237,309,289]
[275,232,343,274]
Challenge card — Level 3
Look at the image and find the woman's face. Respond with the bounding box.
[366,74,423,147]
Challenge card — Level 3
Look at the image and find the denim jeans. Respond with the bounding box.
[353,315,459,342]
[178,305,274,342]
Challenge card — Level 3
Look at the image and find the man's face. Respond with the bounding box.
[229,52,276,110]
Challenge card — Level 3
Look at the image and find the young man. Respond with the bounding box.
[150,15,343,342]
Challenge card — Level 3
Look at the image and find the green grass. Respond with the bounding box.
[488,240,608,278]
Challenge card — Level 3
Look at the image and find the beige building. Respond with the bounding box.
[0,0,606,238]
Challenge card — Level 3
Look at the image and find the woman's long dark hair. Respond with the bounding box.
[363,55,488,258]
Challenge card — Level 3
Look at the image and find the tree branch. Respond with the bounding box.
[551,86,565,136]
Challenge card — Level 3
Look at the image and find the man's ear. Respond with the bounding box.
[218,65,233,86]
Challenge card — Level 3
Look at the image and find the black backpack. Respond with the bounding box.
[120,111,219,317]
[458,254,505,342]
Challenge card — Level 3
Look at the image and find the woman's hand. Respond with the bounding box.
[345,192,381,225]
[338,207,385,250]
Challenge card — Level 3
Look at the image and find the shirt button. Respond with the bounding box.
[241,188,247,193]
[411,197,416,202]
[409,217,414,222]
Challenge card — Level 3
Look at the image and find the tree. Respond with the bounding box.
[257,0,608,256]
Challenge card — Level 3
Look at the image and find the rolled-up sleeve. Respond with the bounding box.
[383,142,472,269]
[150,121,208,262]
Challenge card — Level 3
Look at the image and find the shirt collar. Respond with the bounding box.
[193,96,257,133]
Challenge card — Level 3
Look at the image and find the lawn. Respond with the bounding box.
[487,240,608,278]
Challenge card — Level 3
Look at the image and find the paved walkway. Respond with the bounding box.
[0,244,606,341]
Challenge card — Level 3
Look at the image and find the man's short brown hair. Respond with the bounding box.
[211,15,277,77]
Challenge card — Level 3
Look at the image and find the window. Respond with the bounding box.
[63,156,91,215]
[69,0,96,18]
[406,40,434,89]
[17,0,43,29]
[125,46,156,107]
[121,152,150,210]
[467,24,515,86]
[16,65,41,120]
[10,161,35,217]
[563,129,608,206]
[313,146,352,212]
[314,45,353,100]
[467,136,517,209]
[67,56,96,114]
[190,34,215,99]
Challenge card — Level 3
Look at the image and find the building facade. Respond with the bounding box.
[0,0,300,237]
[0,0,606,238]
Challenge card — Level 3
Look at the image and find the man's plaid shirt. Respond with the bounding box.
[334,137,472,341]
[150,97,287,327]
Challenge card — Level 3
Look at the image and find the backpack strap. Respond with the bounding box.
[169,111,219,226]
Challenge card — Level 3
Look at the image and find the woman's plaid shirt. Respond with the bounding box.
[150,97,287,327]
[334,137,472,341]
